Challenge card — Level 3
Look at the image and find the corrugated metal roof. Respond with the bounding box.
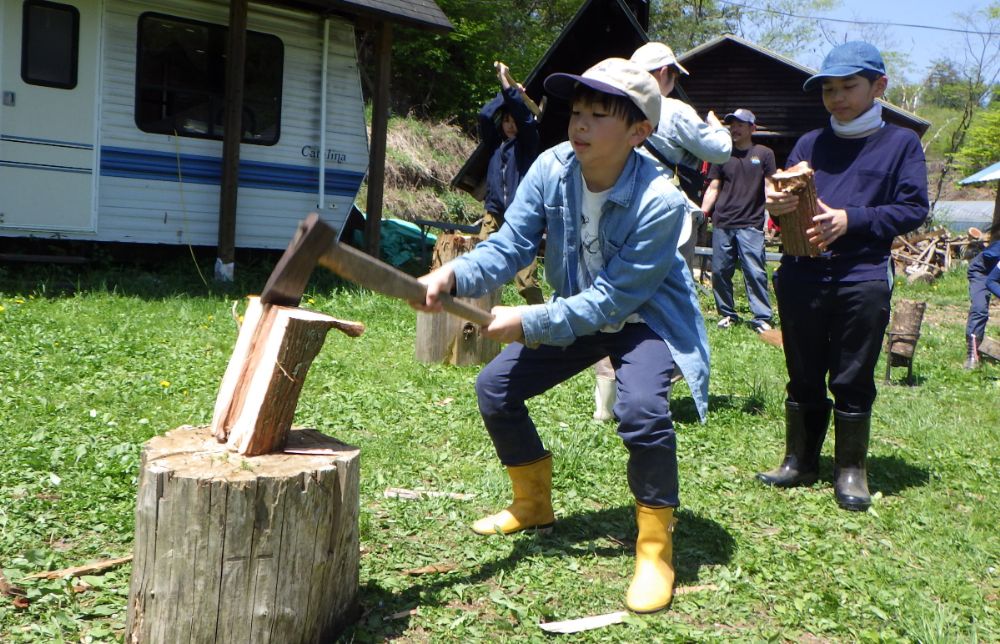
[959,161,1000,184]
[273,0,451,32]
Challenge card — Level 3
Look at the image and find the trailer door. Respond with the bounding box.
[0,0,99,232]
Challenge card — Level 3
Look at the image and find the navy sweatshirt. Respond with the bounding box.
[780,124,929,282]
[479,87,539,218]
[970,240,1000,298]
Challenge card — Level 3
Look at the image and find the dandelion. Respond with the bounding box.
[307,297,316,305]
[0,305,5,313]
[160,380,171,388]
[14,297,25,304]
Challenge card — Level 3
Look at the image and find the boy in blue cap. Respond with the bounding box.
[964,239,1000,369]
[758,42,929,511]
[414,57,709,613]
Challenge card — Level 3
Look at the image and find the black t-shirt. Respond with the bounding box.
[707,144,776,229]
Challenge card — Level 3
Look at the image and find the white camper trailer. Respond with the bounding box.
[0,0,449,251]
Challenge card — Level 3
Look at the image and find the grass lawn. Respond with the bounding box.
[0,251,998,642]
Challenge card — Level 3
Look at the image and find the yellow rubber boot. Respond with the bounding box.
[625,505,676,613]
[471,454,554,535]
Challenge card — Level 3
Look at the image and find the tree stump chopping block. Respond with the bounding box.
[126,425,361,643]
[884,299,926,385]
[415,233,500,365]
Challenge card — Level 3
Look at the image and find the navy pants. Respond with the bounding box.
[966,264,993,341]
[775,273,890,414]
[475,323,679,507]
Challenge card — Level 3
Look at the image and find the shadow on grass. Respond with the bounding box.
[672,393,748,424]
[348,506,733,639]
[0,241,366,301]
[813,454,929,497]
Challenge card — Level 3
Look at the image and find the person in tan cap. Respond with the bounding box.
[413,57,709,614]
[629,42,731,176]
[589,41,732,423]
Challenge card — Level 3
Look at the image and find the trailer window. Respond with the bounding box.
[21,0,80,89]
[135,13,283,145]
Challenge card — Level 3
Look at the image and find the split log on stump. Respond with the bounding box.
[415,233,500,365]
[126,425,360,644]
[212,296,364,456]
[772,163,820,257]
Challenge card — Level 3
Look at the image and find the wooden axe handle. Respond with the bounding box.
[494,61,542,118]
[318,241,495,327]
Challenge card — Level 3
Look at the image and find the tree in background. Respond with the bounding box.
[357,0,578,128]
[955,103,1000,178]
[928,2,1000,208]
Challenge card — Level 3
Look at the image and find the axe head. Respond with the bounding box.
[259,213,338,306]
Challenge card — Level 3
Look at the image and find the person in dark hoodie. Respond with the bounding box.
[963,238,1000,369]
[478,62,543,304]
[757,41,929,512]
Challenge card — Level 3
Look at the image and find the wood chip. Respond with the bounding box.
[403,563,458,576]
[385,607,418,621]
[539,611,628,634]
[674,583,720,595]
[0,570,25,597]
[383,487,475,501]
[23,555,132,580]
[757,328,784,348]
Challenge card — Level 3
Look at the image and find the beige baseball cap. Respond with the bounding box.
[543,57,661,129]
[630,42,690,76]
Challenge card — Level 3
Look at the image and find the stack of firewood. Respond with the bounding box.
[891,228,987,284]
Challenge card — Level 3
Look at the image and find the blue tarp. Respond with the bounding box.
[348,209,436,274]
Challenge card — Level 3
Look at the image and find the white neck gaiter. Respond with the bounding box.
[831,102,884,138]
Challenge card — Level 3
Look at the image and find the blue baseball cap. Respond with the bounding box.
[803,41,886,92]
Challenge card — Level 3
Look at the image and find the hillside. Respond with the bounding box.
[359,114,482,226]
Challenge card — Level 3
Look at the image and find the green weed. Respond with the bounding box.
[0,253,997,642]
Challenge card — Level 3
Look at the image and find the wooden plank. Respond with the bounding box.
[365,21,392,257]
[217,0,248,268]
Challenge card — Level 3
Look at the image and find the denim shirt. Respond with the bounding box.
[641,97,732,173]
[451,142,710,422]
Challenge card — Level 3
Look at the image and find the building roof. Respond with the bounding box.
[674,34,929,165]
[959,161,1000,185]
[274,0,451,32]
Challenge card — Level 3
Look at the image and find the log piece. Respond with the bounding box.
[979,336,1000,363]
[772,163,820,257]
[415,233,499,365]
[212,297,364,456]
[125,425,360,644]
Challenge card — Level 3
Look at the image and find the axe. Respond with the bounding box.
[260,213,494,326]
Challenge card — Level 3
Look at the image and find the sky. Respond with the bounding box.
[810,0,997,81]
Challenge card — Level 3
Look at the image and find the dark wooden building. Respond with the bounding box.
[676,34,930,168]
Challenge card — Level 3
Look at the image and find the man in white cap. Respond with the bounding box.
[630,42,732,179]
[590,41,732,423]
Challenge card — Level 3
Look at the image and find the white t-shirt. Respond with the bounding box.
[579,182,643,332]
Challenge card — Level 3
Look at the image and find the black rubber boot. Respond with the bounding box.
[756,399,831,487]
[833,410,872,511]
[964,334,981,370]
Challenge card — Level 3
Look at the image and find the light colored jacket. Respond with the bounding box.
[451,142,710,421]
[641,97,731,173]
